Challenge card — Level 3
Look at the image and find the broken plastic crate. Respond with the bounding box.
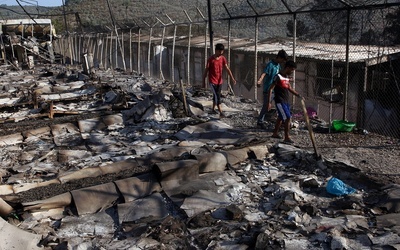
[331,120,356,132]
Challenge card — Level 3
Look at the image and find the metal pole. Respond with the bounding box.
[207,0,214,56]
[121,31,126,71]
[166,14,177,83]
[227,19,234,95]
[148,26,153,77]
[254,17,258,100]
[115,33,118,69]
[329,57,334,133]
[160,25,165,80]
[343,9,351,121]
[98,34,103,69]
[78,35,81,63]
[69,35,73,65]
[129,28,132,72]
[197,7,208,89]
[104,34,109,69]
[109,31,113,68]
[292,13,297,107]
[185,10,192,87]
[172,25,177,82]
[137,28,141,73]
[62,0,68,34]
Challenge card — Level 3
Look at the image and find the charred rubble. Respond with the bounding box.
[0,64,398,250]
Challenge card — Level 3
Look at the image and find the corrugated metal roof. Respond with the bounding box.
[167,35,400,65]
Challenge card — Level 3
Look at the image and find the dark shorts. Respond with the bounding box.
[209,83,222,105]
[275,103,291,121]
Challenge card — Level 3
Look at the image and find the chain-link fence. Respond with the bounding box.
[43,1,400,138]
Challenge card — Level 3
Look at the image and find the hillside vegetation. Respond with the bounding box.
[0,1,399,45]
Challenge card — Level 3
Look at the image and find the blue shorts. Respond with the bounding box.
[275,103,291,121]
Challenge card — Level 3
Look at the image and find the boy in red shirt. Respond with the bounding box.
[203,43,236,117]
[267,60,303,144]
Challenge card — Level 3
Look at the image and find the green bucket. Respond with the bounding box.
[332,120,356,132]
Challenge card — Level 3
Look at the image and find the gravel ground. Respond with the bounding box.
[222,94,400,186]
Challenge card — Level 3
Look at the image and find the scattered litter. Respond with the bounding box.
[326,177,356,196]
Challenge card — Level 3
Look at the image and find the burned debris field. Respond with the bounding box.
[0,63,398,249]
[0,0,400,249]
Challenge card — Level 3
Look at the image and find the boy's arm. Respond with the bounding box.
[224,64,236,85]
[266,83,276,111]
[258,63,272,87]
[288,86,303,99]
[202,67,209,86]
[257,73,266,87]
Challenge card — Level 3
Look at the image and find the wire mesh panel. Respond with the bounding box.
[7,0,400,138]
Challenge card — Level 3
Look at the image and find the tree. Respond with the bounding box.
[384,8,400,45]
[286,19,309,39]
[359,29,380,45]
[286,0,357,44]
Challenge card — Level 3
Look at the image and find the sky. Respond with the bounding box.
[0,0,63,7]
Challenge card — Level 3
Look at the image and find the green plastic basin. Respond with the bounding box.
[332,120,356,132]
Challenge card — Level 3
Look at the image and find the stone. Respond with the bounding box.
[225,204,243,220]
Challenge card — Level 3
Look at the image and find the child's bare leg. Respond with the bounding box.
[272,118,282,137]
[283,119,291,141]
[217,104,223,113]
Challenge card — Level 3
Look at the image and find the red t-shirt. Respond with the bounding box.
[274,73,291,104]
[206,55,227,85]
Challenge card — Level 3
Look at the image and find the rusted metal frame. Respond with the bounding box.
[166,14,177,83]
[184,10,192,87]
